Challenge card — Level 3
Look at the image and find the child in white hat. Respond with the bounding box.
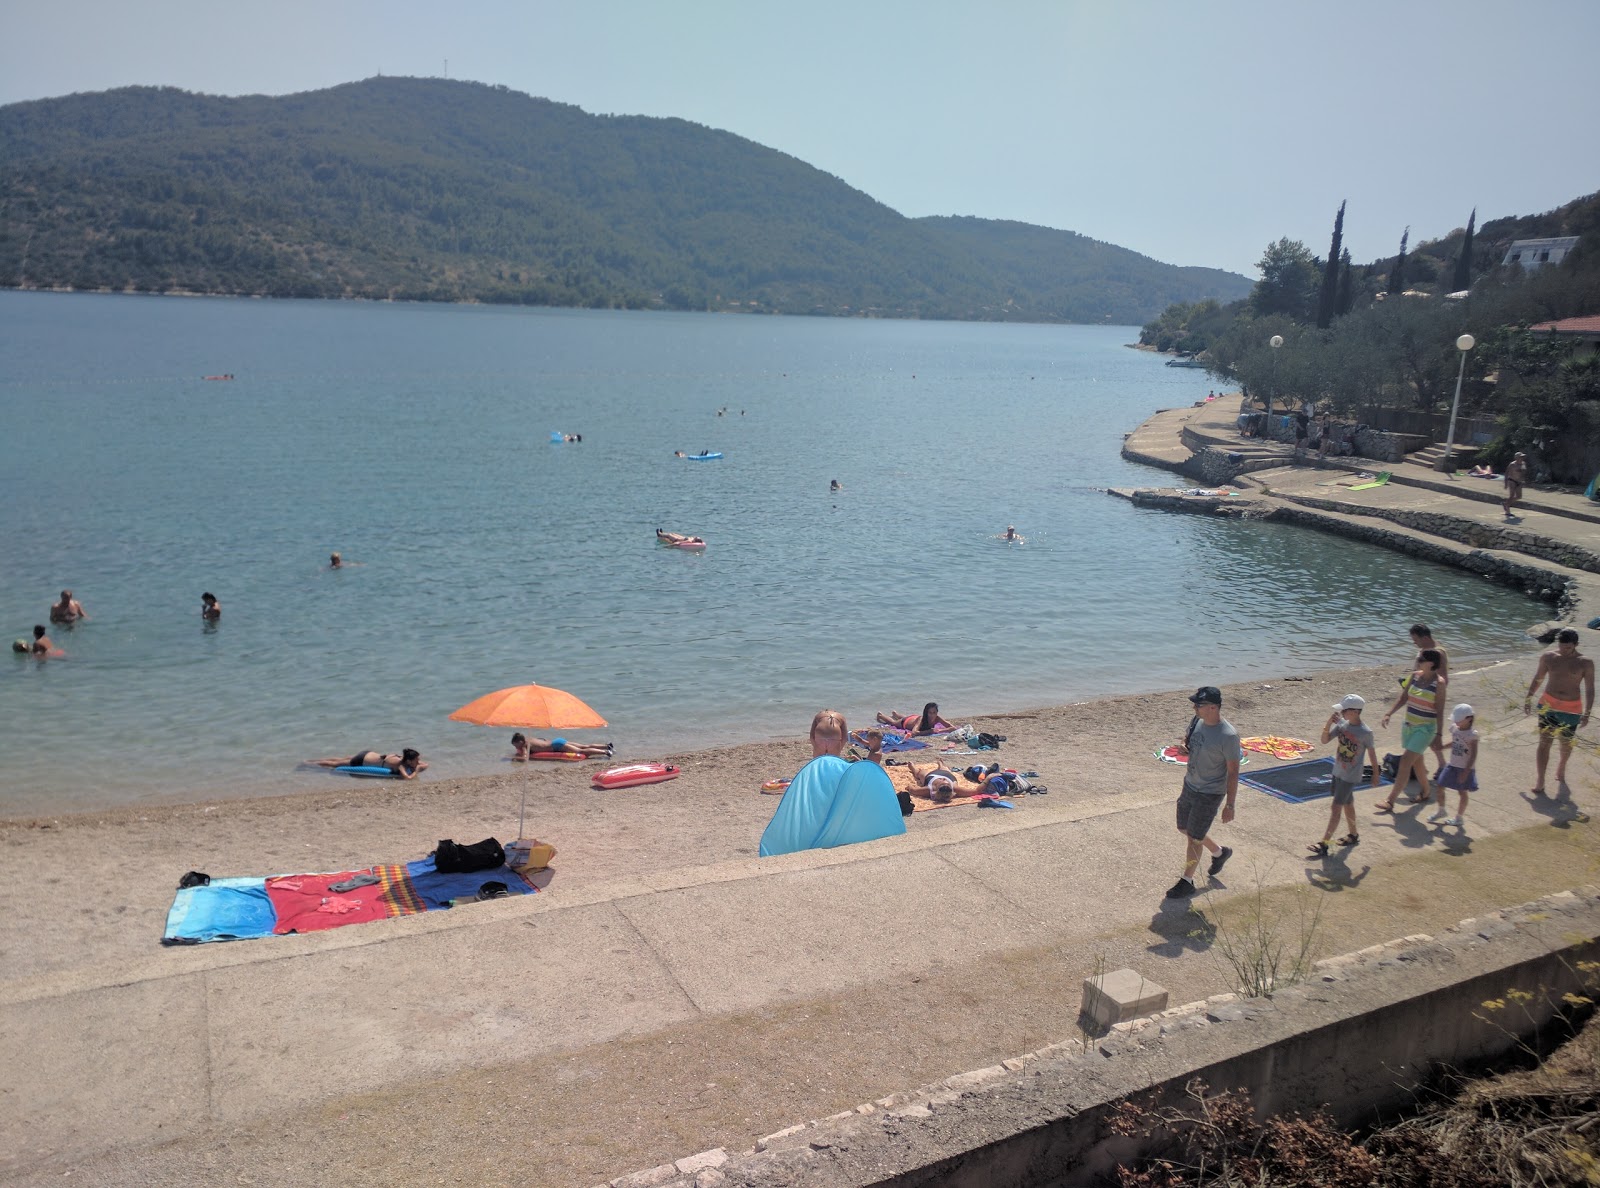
[1431,705,1479,827]
[1310,695,1380,857]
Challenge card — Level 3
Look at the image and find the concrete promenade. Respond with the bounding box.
[1118,393,1600,626]
[4,656,1598,1186]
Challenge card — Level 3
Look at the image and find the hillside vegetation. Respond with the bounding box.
[0,77,1249,322]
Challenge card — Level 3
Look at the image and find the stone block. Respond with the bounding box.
[1081,968,1169,1029]
[675,1149,728,1175]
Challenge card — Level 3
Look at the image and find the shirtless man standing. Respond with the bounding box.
[49,590,88,624]
[1525,628,1595,794]
[1410,624,1449,773]
[1503,452,1528,519]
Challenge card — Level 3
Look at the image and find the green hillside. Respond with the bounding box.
[0,77,1250,322]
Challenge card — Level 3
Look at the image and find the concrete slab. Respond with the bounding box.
[0,974,210,1174]
[203,899,694,1121]
[616,849,1056,1014]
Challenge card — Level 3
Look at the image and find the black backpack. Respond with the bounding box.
[433,837,505,873]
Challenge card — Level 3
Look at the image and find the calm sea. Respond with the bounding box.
[0,292,1540,814]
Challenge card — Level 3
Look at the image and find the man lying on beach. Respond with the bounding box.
[308,749,427,778]
[1525,628,1594,795]
[50,590,88,623]
[510,733,612,759]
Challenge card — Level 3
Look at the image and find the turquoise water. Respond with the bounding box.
[0,292,1541,814]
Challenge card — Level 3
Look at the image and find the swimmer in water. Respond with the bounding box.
[830,479,841,492]
[330,552,342,569]
[200,593,221,620]
[50,590,88,623]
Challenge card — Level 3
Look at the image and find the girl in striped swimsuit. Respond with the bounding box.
[1376,649,1447,811]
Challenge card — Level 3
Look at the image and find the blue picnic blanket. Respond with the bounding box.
[162,877,277,944]
[404,855,532,909]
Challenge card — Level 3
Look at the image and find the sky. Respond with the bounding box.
[4,0,1597,278]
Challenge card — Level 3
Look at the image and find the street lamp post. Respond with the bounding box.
[1442,333,1476,472]
[1265,335,1284,436]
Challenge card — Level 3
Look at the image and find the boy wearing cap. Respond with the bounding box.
[1432,704,1479,827]
[1166,686,1240,899]
[1310,695,1379,856]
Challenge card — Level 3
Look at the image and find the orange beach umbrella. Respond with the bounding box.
[448,683,608,730]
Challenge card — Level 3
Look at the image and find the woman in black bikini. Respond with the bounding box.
[308,748,427,778]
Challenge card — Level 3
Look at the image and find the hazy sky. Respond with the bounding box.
[4,0,1597,277]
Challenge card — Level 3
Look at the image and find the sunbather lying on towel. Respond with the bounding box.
[875,702,953,735]
[307,749,427,778]
[905,760,963,803]
[511,732,612,759]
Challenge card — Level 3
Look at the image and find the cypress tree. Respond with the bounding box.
[1387,228,1409,295]
[1451,208,1477,292]
[1316,200,1346,328]
[1335,248,1354,317]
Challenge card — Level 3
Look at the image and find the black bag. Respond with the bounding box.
[1380,753,1400,781]
[975,732,1006,750]
[434,837,505,873]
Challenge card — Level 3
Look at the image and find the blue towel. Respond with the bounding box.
[404,855,535,909]
[853,730,925,753]
[759,755,906,857]
[162,877,277,944]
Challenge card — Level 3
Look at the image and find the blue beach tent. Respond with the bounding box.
[758,755,906,857]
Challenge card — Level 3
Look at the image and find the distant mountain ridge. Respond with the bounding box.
[0,76,1251,322]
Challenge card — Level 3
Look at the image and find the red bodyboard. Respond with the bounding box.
[592,763,680,789]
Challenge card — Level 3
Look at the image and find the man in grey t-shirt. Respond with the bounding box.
[1168,686,1241,899]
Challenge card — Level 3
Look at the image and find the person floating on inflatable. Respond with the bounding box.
[758,710,905,857]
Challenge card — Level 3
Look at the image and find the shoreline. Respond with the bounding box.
[0,642,1542,827]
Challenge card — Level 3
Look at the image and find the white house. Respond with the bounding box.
[1501,236,1579,269]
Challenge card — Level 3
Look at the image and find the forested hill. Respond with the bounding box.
[0,77,1250,322]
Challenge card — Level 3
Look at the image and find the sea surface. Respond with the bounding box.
[0,292,1542,815]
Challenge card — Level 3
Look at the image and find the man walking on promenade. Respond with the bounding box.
[1525,628,1594,795]
[1503,452,1528,519]
[1167,686,1240,900]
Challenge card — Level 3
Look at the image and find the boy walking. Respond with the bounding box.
[1310,695,1379,856]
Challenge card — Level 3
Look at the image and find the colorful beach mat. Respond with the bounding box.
[161,856,535,945]
[1240,736,1315,760]
[1240,756,1393,804]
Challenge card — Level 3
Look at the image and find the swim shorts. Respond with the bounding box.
[1537,703,1581,741]
[1400,721,1436,755]
[1175,785,1224,841]
[1330,776,1357,806]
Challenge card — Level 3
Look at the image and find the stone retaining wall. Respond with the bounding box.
[1279,494,1600,576]
[601,888,1600,1188]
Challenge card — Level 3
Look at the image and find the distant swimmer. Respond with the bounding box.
[308,749,427,779]
[200,592,221,621]
[673,451,686,458]
[830,479,842,492]
[202,374,234,381]
[1001,526,1024,542]
[330,552,343,569]
[50,590,88,624]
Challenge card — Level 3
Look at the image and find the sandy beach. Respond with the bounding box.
[0,651,1566,980]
